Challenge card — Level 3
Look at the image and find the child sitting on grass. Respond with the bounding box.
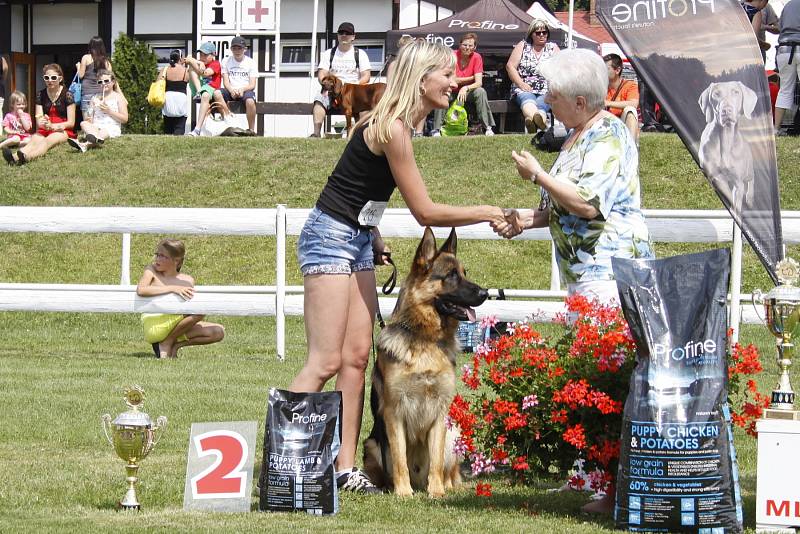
[136,238,224,359]
[1,91,33,150]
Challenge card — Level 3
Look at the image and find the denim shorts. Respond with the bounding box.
[297,208,374,276]
[513,91,550,113]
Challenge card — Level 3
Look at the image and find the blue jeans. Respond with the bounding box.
[513,91,550,113]
[297,208,374,276]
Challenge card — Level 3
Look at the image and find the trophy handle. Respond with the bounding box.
[101,413,114,445]
[151,415,168,447]
[752,289,765,325]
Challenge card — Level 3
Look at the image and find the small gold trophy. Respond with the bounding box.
[753,257,800,420]
[101,385,167,510]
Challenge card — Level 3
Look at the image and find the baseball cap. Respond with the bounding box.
[197,42,216,55]
[231,36,247,48]
[337,22,355,35]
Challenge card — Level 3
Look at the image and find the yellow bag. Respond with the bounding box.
[147,69,166,108]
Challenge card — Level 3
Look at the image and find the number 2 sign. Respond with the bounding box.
[183,421,257,512]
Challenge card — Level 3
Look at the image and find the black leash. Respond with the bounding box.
[375,252,397,329]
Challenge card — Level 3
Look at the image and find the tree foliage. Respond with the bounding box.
[111,33,162,134]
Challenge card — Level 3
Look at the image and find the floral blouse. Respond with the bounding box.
[511,41,558,96]
[541,115,654,284]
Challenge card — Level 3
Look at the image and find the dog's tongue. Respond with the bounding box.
[466,307,477,322]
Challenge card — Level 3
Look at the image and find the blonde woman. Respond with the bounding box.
[69,69,128,152]
[290,40,506,494]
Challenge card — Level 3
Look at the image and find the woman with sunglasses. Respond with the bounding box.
[506,19,560,134]
[3,64,75,166]
[69,69,128,152]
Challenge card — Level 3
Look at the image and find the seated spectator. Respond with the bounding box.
[136,239,224,359]
[184,42,222,137]
[506,19,560,134]
[432,32,495,136]
[311,22,371,138]
[3,64,75,166]
[604,53,639,141]
[214,36,257,134]
[1,91,33,151]
[68,69,128,152]
[161,50,189,135]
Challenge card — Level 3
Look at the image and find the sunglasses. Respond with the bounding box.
[533,31,548,36]
[337,31,354,35]
[97,79,113,85]
[43,75,61,81]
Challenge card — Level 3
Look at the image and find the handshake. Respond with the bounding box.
[490,208,525,240]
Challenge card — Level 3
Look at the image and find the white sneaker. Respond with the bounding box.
[431,130,441,137]
[185,129,200,137]
[484,128,494,136]
[68,138,87,153]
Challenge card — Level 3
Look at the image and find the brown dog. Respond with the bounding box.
[363,228,488,497]
[320,74,386,132]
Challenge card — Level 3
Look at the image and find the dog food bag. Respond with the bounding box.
[259,388,342,515]
[612,249,743,533]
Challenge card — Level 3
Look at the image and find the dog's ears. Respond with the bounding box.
[412,227,438,273]
[698,84,715,124]
[334,77,344,96]
[737,81,757,119]
[439,228,457,256]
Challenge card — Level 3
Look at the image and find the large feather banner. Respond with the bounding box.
[597,0,783,282]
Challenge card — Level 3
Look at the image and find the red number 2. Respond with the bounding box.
[191,430,249,498]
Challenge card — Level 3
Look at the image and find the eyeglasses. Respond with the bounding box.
[153,252,173,261]
[533,31,548,36]
[43,75,61,81]
[97,79,113,85]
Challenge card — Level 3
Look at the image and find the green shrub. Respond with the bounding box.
[112,32,162,134]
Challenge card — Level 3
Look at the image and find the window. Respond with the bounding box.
[148,40,188,69]
[280,40,315,72]
[356,41,385,72]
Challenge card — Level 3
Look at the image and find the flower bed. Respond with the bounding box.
[449,295,767,496]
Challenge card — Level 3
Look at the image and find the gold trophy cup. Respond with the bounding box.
[101,385,167,510]
[753,258,800,420]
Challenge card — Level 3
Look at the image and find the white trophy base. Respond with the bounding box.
[756,419,800,531]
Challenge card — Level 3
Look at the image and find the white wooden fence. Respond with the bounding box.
[0,206,798,359]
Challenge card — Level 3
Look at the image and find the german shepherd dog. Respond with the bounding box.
[363,227,488,497]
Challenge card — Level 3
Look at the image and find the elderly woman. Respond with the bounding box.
[496,48,654,513]
[498,48,654,306]
[506,19,560,133]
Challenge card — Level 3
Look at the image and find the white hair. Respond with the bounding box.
[538,49,609,112]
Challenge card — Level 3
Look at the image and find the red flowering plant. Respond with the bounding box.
[449,295,766,497]
[726,329,771,436]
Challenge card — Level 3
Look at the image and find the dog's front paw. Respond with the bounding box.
[394,485,413,497]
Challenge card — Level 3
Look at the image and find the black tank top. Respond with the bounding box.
[166,79,187,92]
[316,125,396,229]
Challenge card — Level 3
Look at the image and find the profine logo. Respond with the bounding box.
[447,19,520,30]
[652,339,717,361]
[291,412,328,424]
[610,0,715,24]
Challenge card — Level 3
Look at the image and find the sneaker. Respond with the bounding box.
[431,130,441,137]
[2,147,15,165]
[532,110,547,131]
[484,127,494,136]
[68,138,88,153]
[308,133,321,138]
[336,468,382,494]
[185,130,200,137]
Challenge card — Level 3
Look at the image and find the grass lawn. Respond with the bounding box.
[0,133,799,532]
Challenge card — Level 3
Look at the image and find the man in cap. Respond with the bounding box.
[215,36,258,134]
[185,41,222,136]
[311,22,372,137]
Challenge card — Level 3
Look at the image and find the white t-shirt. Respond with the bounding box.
[318,46,371,84]
[221,55,258,90]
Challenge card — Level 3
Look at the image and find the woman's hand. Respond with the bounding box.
[457,86,469,104]
[98,101,110,113]
[511,150,544,183]
[371,230,392,266]
[172,285,195,300]
[490,208,524,239]
[518,82,533,93]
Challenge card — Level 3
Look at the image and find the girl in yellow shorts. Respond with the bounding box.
[136,239,224,359]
